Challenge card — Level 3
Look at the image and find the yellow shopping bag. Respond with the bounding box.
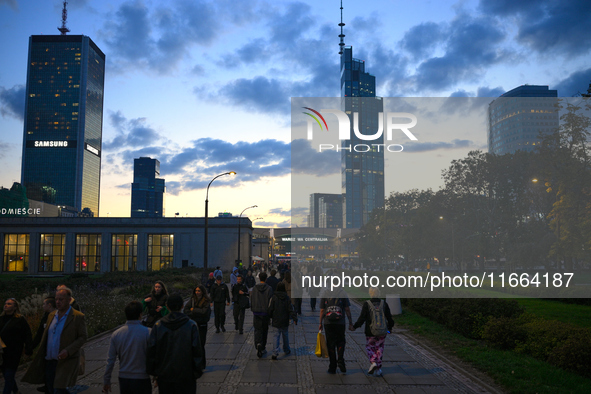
[315,331,328,358]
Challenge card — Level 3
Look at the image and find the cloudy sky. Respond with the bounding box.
[0,0,590,226]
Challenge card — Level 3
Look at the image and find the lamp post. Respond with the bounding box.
[204,171,236,269]
[237,205,257,266]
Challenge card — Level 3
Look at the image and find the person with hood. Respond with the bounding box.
[147,294,203,393]
[210,276,230,333]
[251,272,273,358]
[183,285,211,369]
[231,275,249,334]
[245,270,256,290]
[205,272,215,295]
[213,266,223,280]
[141,281,169,328]
[267,282,297,360]
[230,267,239,287]
[352,287,394,377]
[1,298,33,394]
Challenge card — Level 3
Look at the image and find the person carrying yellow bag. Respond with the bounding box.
[315,330,328,358]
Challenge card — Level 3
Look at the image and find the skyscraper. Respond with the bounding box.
[131,157,165,218]
[309,193,342,228]
[339,4,385,228]
[21,34,105,216]
[488,85,558,155]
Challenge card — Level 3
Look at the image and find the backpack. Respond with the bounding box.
[325,298,344,323]
[367,300,388,336]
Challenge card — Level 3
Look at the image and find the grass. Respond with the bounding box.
[395,308,591,393]
[515,298,591,328]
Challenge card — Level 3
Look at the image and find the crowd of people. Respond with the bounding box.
[0,263,395,394]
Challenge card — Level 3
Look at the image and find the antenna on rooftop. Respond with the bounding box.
[338,0,345,55]
[58,1,70,35]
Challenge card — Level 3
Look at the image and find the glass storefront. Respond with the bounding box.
[148,234,173,270]
[3,234,29,272]
[39,233,66,272]
[111,234,137,271]
[76,234,101,272]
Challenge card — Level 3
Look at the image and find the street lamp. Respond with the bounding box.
[204,171,236,269]
[237,205,257,266]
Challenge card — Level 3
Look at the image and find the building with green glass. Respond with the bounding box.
[21,35,105,216]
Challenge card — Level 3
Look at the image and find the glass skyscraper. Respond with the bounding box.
[21,35,105,216]
[488,85,558,155]
[131,157,165,218]
[340,46,385,228]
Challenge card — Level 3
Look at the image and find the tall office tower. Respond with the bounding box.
[131,157,165,218]
[488,85,558,155]
[309,193,342,228]
[319,195,343,228]
[21,32,105,216]
[338,3,384,228]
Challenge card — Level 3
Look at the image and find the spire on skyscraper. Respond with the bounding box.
[338,0,346,55]
[58,1,70,35]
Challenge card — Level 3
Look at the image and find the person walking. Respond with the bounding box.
[1,298,32,394]
[266,270,280,292]
[210,276,230,333]
[251,272,273,358]
[231,275,249,334]
[319,292,354,374]
[204,272,215,295]
[23,287,87,394]
[56,285,81,312]
[267,282,297,360]
[230,267,239,287]
[183,285,211,369]
[147,294,203,393]
[103,301,151,394]
[142,281,169,328]
[309,267,323,312]
[245,270,256,290]
[352,287,394,377]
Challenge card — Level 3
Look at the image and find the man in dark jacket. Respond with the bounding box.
[265,270,280,291]
[231,275,249,334]
[268,282,297,360]
[210,276,230,333]
[147,294,203,393]
[251,272,273,358]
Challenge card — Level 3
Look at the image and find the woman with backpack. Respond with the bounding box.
[352,287,394,377]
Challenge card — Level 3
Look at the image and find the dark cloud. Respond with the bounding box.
[191,64,205,75]
[450,90,470,98]
[476,86,505,97]
[349,13,381,32]
[553,68,591,97]
[400,22,443,60]
[480,0,591,58]
[404,139,482,153]
[414,15,506,91]
[219,77,289,114]
[103,115,163,151]
[291,139,340,175]
[268,208,291,216]
[0,85,25,120]
[0,142,10,159]
[0,0,17,11]
[268,2,314,45]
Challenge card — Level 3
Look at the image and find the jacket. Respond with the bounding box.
[142,293,169,328]
[0,314,32,369]
[146,311,203,382]
[183,296,212,325]
[22,308,87,388]
[268,291,297,328]
[231,283,250,306]
[353,298,395,336]
[266,276,280,291]
[210,282,231,303]
[250,283,273,314]
[245,275,256,289]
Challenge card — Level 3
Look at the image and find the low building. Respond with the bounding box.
[0,217,252,274]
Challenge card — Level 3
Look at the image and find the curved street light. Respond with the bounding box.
[204,171,236,269]
[237,205,257,266]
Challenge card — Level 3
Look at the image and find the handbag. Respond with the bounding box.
[315,331,328,358]
[78,348,85,375]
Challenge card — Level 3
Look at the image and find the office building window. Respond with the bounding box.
[40,234,66,272]
[3,234,30,272]
[111,234,137,272]
[76,234,101,272]
[148,234,174,270]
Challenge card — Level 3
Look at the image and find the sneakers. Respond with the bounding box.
[284,349,291,355]
[338,361,347,374]
[375,369,383,377]
[257,344,263,358]
[272,354,278,360]
[368,362,378,375]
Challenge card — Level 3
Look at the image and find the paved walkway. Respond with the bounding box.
[16,299,496,394]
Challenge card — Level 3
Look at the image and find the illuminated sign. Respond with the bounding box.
[26,140,77,148]
[85,143,100,156]
[1,207,41,216]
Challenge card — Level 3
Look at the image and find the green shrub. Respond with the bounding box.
[481,315,528,350]
[548,330,591,377]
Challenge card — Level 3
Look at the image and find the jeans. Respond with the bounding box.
[2,367,17,394]
[325,324,346,371]
[233,305,246,331]
[119,377,152,394]
[253,315,270,350]
[198,323,207,368]
[213,302,226,329]
[273,326,290,356]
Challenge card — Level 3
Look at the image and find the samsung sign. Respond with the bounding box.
[26,140,77,148]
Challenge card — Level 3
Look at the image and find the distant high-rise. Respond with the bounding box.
[488,85,558,155]
[21,33,105,216]
[309,193,342,228]
[131,157,165,218]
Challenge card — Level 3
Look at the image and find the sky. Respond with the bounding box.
[0,0,590,227]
